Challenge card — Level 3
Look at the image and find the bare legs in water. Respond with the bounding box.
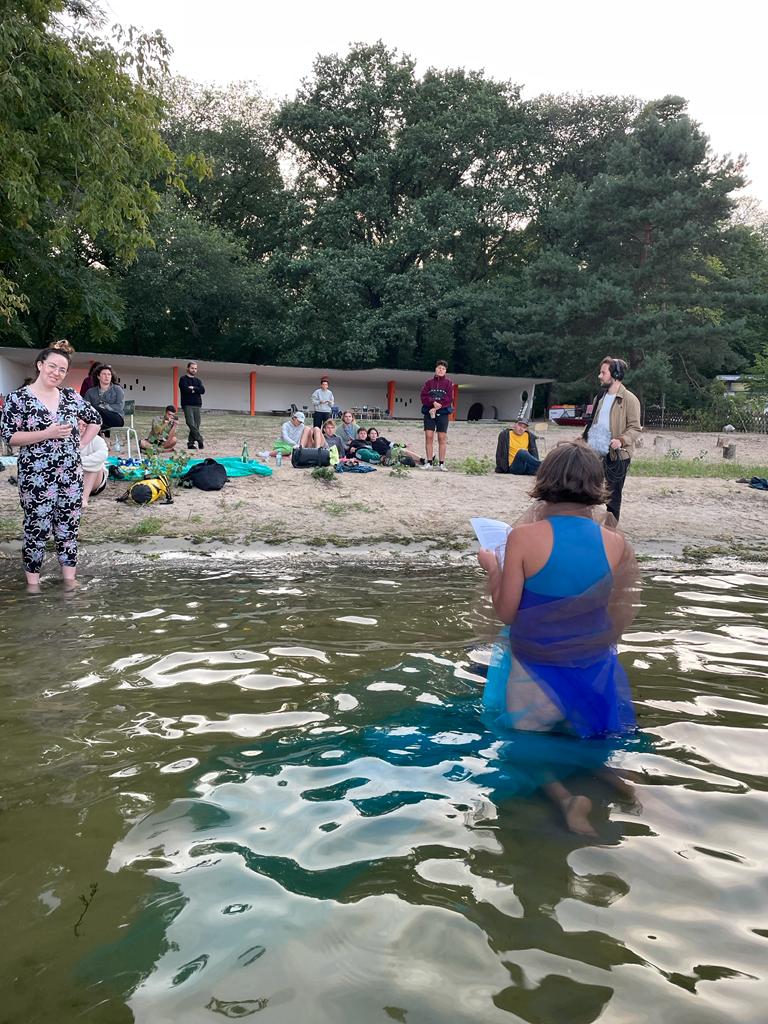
[544,769,638,837]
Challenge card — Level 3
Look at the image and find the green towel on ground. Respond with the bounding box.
[107,456,272,480]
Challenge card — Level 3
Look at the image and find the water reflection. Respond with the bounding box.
[0,561,766,1022]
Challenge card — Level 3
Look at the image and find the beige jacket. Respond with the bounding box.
[584,383,642,460]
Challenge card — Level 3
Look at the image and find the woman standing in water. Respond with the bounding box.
[477,441,640,835]
[1,345,102,589]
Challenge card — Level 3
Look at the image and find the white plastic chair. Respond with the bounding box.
[112,400,140,459]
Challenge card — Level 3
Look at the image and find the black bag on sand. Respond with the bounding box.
[291,447,330,468]
[180,458,228,491]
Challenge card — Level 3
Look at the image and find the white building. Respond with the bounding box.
[0,347,551,422]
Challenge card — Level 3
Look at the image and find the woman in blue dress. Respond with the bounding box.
[1,345,102,590]
[477,440,640,835]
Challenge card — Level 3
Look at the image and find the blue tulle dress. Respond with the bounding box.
[483,515,637,740]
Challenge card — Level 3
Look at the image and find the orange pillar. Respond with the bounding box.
[386,380,396,417]
[172,366,179,408]
[451,382,459,421]
[249,371,256,416]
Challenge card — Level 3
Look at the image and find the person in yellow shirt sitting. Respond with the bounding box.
[495,417,541,475]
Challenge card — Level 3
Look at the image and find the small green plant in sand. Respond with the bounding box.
[664,447,683,460]
[138,446,191,504]
[457,455,493,475]
[126,516,165,538]
[388,445,412,478]
[143,445,190,476]
[311,466,338,484]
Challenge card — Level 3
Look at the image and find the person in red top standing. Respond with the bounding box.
[419,359,455,471]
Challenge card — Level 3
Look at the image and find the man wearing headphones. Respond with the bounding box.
[583,357,642,521]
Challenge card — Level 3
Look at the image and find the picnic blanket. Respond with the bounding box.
[335,461,377,473]
[107,456,272,481]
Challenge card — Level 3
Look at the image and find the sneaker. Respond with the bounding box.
[419,461,432,470]
[438,463,447,472]
[197,441,204,450]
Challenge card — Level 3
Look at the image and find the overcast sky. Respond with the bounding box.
[104,0,765,203]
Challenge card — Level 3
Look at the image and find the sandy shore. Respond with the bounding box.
[1,414,766,565]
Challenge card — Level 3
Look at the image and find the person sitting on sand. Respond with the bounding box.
[346,426,374,458]
[366,427,422,466]
[495,417,540,476]
[338,410,359,447]
[80,422,109,506]
[268,411,320,457]
[321,419,345,458]
[477,441,640,836]
[140,406,179,453]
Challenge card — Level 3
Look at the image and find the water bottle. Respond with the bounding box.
[276,451,283,467]
[241,441,249,462]
[114,436,122,454]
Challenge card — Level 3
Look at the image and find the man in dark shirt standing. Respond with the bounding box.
[419,359,455,471]
[179,360,206,450]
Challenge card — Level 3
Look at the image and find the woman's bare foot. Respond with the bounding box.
[544,781,598,837]
[563,795,597,837]
[25,571,41,593]
[61,567,79,591]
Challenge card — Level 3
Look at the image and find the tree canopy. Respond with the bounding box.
[0,0,190,338]
[2,29,767,407]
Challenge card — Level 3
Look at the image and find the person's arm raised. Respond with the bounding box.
[478,528,527,625]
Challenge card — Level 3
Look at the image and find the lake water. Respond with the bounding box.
[1,557,767,1023]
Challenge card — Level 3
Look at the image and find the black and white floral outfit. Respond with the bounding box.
[0,386,102,573]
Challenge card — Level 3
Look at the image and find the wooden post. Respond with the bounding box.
[723,444,736,460]
[250,371,256,416]
[386,380,395,417]
[172,366,179,408]
[451,382,459,422]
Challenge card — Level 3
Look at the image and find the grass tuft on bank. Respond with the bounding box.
[631,459,768,480]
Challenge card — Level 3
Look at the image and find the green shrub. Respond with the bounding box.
[458,456,493,475]
[388,445,412,477]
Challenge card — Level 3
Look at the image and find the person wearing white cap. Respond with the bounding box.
[266,410,321,458]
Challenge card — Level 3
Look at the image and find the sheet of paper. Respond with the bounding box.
[470,517,511,553]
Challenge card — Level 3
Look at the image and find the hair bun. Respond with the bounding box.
[50,339,75,355]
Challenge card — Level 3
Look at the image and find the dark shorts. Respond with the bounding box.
[313,411,331,429]
[423,413,450,433]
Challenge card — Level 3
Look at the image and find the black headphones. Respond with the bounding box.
[609,359,627,381]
